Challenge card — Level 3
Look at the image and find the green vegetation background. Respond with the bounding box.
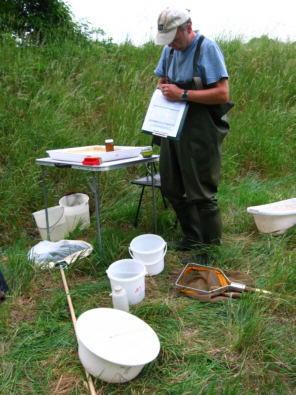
[1,28,296,394]
[1,32,296,244]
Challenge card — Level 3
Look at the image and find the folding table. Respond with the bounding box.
[36,155,160,255]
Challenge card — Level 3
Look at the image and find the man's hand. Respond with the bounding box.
[157,77,229,104]
[159,83,183,101]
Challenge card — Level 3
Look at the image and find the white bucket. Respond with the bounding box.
[142,253,167,276]
[106,259,146,305]
[129,234,167,276]
[32,206,68,242]
[59,193,90,233]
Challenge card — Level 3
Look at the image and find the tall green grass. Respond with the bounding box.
[1,31,296,394]
[223,36,296,178]
[1,34,296,243]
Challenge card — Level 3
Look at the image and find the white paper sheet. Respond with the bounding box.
[141,89,188,140]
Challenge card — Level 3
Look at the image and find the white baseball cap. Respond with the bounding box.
[155,7,191,46]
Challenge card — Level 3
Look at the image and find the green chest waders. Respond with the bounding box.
[159,36,232,245]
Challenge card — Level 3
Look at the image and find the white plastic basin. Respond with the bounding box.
[76,308,160,383]
[247,198,296,234]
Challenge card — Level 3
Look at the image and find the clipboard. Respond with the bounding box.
[141,89,188,141]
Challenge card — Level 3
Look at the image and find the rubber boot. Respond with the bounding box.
[172,201,203,246]
[199,206,222,245]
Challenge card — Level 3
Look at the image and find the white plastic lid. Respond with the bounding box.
[105,139,114,143]
[76,308,160,366]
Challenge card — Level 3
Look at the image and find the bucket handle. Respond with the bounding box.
[50,206,64,228]
[129,243,167,266]
[36,206,65,229]
[106,266,148,277]
[128,247,134,259]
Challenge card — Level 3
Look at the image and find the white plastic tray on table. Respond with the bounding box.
[47,145,149,163]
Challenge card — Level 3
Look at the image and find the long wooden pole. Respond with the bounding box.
[60,268,97,395]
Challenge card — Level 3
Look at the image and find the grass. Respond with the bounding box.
[1,29,296,394]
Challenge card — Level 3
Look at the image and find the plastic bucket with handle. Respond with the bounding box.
[129,234,167,276]
[106,259,146,305]
[32,206,67,242]
[59,193,90,233]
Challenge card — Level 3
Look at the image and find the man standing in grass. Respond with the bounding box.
[154,7,232,256]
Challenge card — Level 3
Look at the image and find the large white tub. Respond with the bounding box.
[247,198,296,234]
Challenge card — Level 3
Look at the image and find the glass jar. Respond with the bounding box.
[105,139,114,152]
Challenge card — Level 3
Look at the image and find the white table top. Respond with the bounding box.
[36,154,159,172]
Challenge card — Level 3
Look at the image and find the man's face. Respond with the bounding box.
[168,26,189,51]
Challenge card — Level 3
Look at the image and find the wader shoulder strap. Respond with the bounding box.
[166,48,174,79]
[193,35,205,77]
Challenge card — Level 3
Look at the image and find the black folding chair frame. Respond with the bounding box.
[131,162,167,227]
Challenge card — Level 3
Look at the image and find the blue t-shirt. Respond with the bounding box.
[154,32,228,86]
